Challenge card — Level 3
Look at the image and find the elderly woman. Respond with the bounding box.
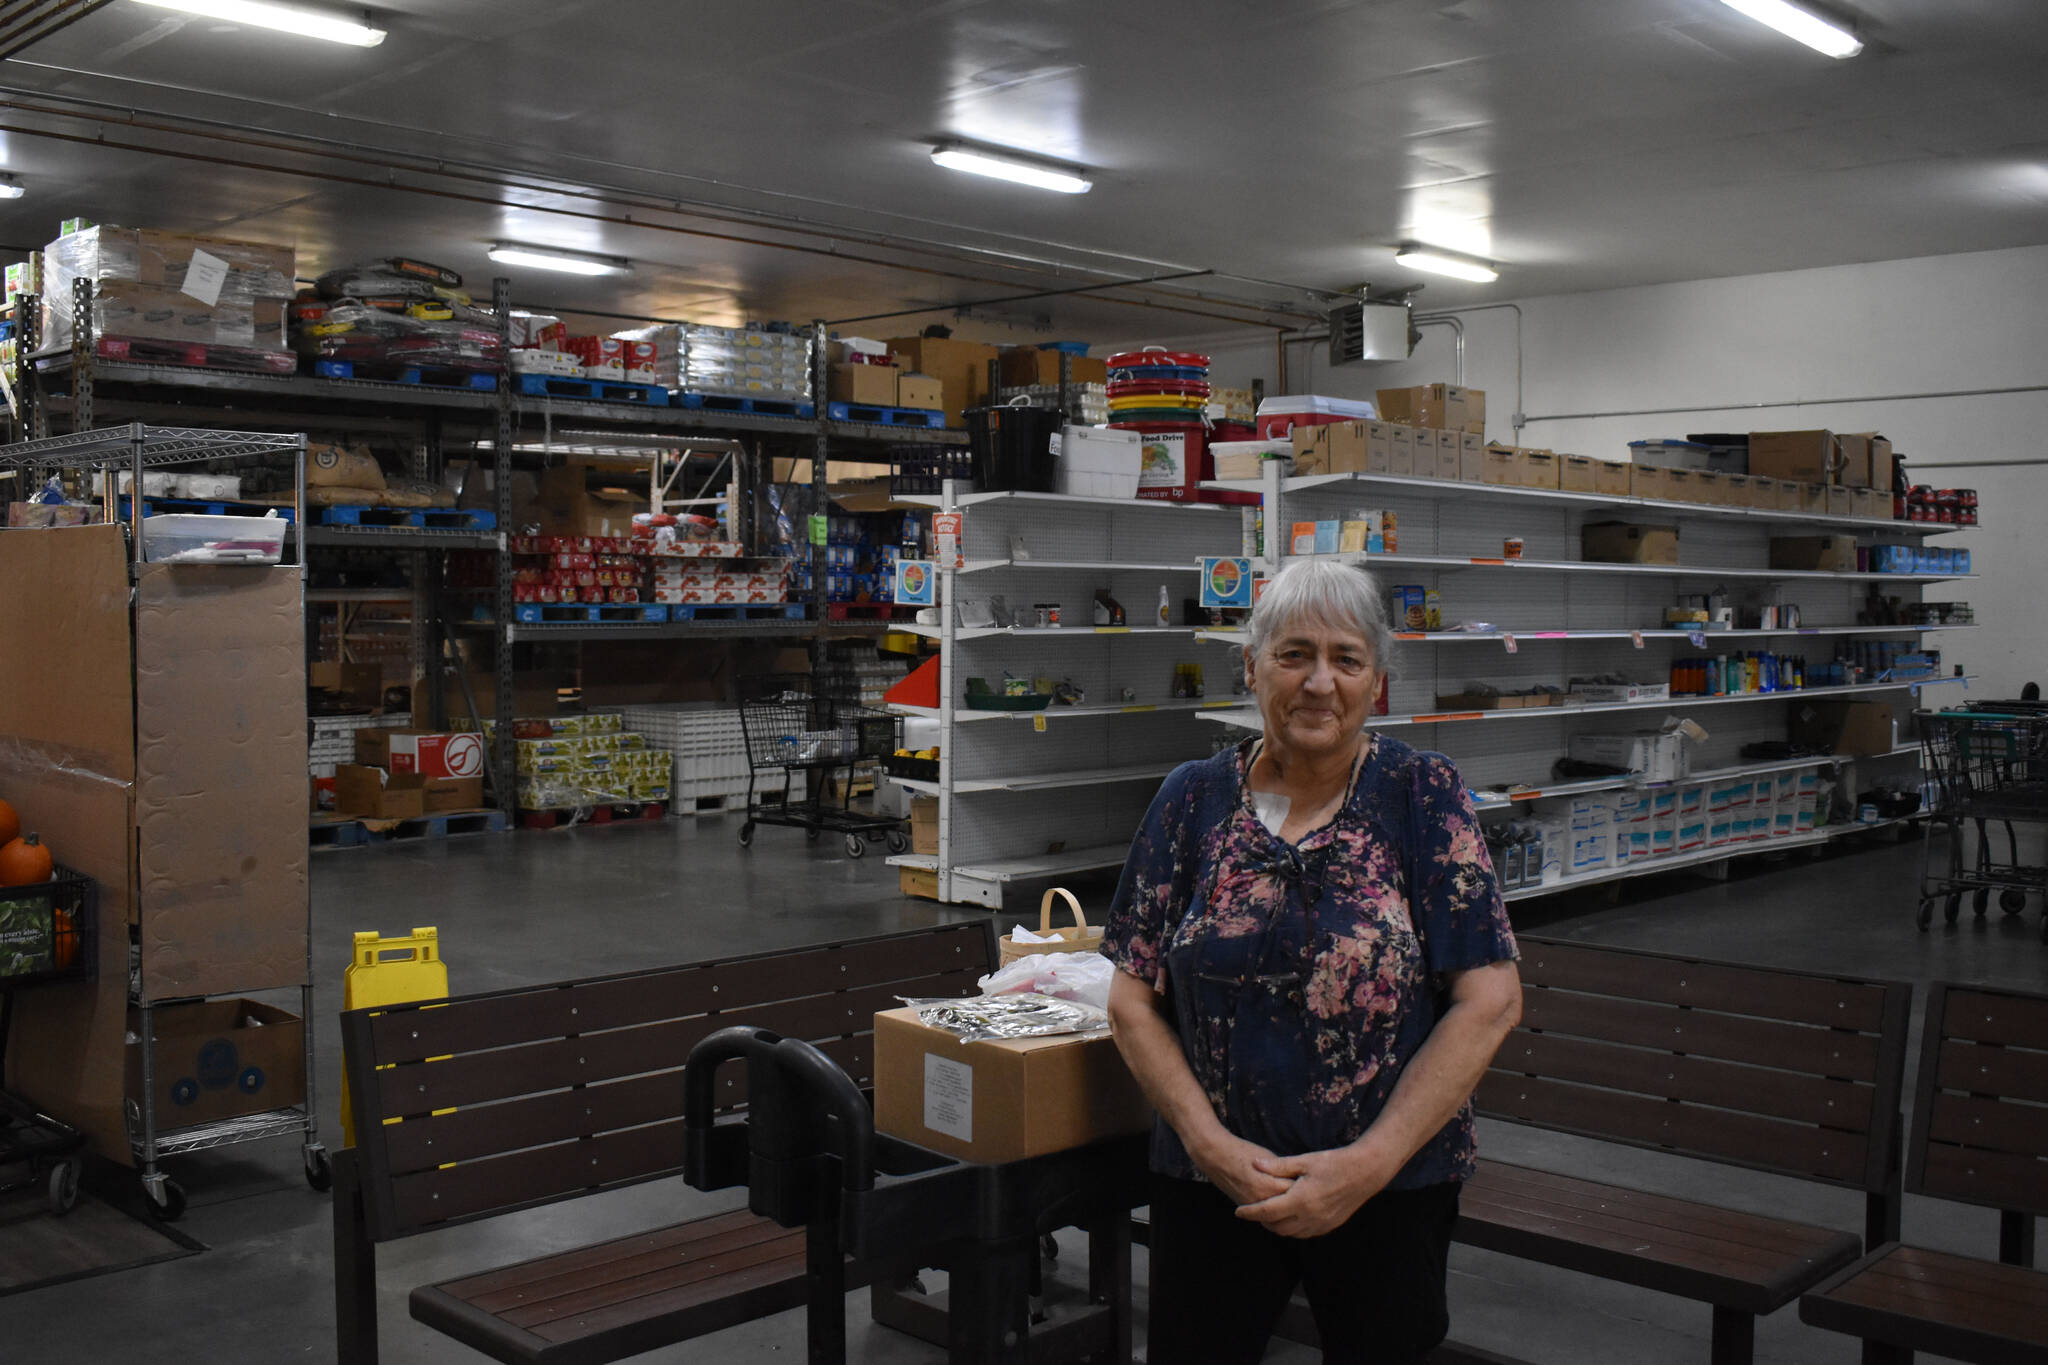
[1104,557,1520,1364]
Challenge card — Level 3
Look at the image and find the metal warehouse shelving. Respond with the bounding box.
[886,453,1977,910]
[11,283,966,815]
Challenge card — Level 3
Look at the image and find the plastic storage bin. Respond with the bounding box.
[141,513,287,564]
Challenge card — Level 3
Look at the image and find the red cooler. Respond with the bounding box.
[1254,394,1379,441]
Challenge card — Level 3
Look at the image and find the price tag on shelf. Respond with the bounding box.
[1688,631,1707,648]
[1502,633,1518,654]
[932,511,965,570]
[1631,631,1645,650]
[1032,713,1047,733]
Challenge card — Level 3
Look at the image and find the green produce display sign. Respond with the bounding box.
[0,895,54,978]
[809,514,827,546]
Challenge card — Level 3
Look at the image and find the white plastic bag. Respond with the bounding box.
[975,950,1116,1011]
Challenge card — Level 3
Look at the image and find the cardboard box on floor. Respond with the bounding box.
[0,525,307,1164]
[872,1008,1153,1164]
[334,765,484,820]
[885,336,1001,426]
[311,660,383,710]
[911,795,938,856]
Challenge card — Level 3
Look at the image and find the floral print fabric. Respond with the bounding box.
[1104,734,1517,1187]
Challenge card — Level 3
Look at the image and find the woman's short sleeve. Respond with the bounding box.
[1411,754,1518,976]
[1103,762,1205,989]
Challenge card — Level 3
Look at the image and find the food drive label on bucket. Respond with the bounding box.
[894,559,935,607]
[1201,556,1253,609]
[1138,432,1188,490]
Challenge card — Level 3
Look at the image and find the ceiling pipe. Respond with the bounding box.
[0,88,1329,328]
[0,115,1310,333]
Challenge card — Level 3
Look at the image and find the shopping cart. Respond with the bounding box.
[1915,706,2048,938]
[736,673,909,859]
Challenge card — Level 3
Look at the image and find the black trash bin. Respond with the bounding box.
[966,401,1063,492]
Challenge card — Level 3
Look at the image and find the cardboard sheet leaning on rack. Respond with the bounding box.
[0,428,312,1172]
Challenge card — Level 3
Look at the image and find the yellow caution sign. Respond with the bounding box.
[339,927,449,1147]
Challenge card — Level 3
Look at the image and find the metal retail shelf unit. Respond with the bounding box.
[884,485,1247,908]
[0,425,324,1219]
[11,292,965,814]
[1190,457,1978,907]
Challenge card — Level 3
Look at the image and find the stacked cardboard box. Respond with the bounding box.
[612,323,814,403]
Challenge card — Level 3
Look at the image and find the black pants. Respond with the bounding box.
[1145,1174,1459,1364]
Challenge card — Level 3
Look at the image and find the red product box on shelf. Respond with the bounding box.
[537,585,561,604]
[609,587,641,604]
[619,340,658,366]
[564,335,624,365]
[552,553,595,571]
[580,586,607,604]
[389,733,488,780]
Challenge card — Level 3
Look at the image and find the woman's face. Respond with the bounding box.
[1247,613,1379,760]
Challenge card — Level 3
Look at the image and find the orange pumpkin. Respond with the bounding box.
[0,833,53,887]
[0,797,17,847]
[51,906,78,970]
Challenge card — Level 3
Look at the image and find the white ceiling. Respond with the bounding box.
[2,0,2046,341]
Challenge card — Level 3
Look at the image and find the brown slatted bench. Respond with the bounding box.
[1800,980,2048,1364]
[332,919,997,1365]
[1458,936,1915,1364]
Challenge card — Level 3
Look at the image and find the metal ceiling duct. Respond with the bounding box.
[0,0,114,60]
[1326,297,1413,366]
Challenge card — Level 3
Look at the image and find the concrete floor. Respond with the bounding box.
[1,814,2043,1364]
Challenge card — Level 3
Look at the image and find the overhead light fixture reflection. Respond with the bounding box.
[131,0,388,46]
[930,143,1091,195]
[1394,244,1498,283]
[0,177,24,200]
[487,243,629,277]
[1718,0,1862,58]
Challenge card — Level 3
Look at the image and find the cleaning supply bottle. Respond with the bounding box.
[1157,585,1170,627]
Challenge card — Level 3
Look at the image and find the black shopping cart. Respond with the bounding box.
[736,674,909,859]
[0,868,96,1215]
[1915,706,2048,938]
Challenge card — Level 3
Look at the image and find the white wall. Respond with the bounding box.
[1182,245,2048,695]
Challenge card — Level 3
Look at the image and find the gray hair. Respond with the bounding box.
[1247,558,1397,674]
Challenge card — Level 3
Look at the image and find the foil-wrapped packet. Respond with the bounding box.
[900,991,1109,1043]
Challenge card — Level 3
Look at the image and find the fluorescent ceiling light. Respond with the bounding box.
[1394,244,1498,283]
[131,0,387,45]
[0,177,23,200]
[487,243,629,277]
[931,143,1091,195]
[1718,0,1862,58]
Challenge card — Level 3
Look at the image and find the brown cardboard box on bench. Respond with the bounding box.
[1769,535,1858,573]
[1791,700,1896,757]
[335,764,484,820]
[872,1007,1152,1164]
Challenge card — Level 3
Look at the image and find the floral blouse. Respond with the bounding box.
[1104,734,1517,1188]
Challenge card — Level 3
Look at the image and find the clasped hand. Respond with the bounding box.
[1216,1142,1395,1240]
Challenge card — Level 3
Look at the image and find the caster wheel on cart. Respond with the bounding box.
[2000,889,2029,915]
[844,834,867,859]
[143,1177,187,1223]
[737,823,755,849]
[886,830,910,856]
[47,1158,79,1216]
[304,1146,332,1193]
[1917,899,1935,930]
[1944,895,1963,925]
[1973,888,1991,917]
